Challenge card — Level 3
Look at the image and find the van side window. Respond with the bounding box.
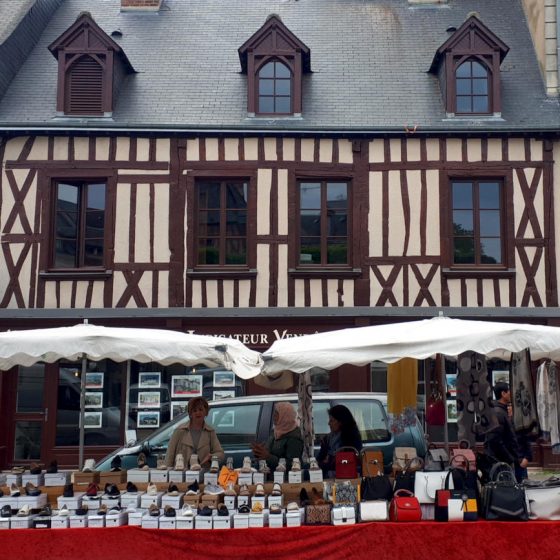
[209,404,261,446]
[336,400,390,443]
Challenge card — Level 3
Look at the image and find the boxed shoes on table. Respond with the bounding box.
[105,511,128,527]
[45,472,71,486]
[21,474,44,487]
[57,492,85,511]
[149,469,169,483]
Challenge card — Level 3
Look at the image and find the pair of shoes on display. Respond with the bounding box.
[99,505,121,515]
[10,483,20,497]
[86,483,99,497]
[25,482,41,497]
[16,504,31,517]
[57,505,70,517]
[126,481,138,493]
[271,482,282,497]
[226,457,234,471]
[137,452,149,470]
[110,456,122,472]
[251,502,263,514]
[185,480,199,496]
[286,502,299,512]
[224,483,237,497]
[238,484,250,497]
[238,504,250,514]
[258,460,271,475]
[156,458,168,470]
[1,505,12,518]
[29,462,42,475]
[189,454,201,471]
[164,505,176,518]
[63,483,74,498]
[253,483,265,497]
[270,504,282,515]
[291,458,302,472]
[11,466,25,475]
[174,453,185,470]
[148,504,160,517]
[217,504,229,516]
[97,504,108,516]
[82,458,96,473]
[197,505,213,516]
[75,505,89,516]
[167,483,180,496]
[147,482,158,496]
[275,458,287,472]
[203,484,224,496]
[240,456,252,473]
[180,504,194,518]
[309,457,321,471]
[104,483,120,497]
[209,455,220,473]
[46,460,58,474]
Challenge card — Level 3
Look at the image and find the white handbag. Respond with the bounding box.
[332,505,356,525]
[414,471,453,504]
[359,500,388,521]
[525,483,560,520]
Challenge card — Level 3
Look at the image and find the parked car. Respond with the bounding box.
[95,393,427,473]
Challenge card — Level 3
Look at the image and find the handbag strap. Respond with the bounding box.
[394,489,413,498]
[336,446,359,457]
[450,453,471,471]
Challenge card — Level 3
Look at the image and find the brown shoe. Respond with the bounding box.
[149,504,160,517]
[97,504,108,515]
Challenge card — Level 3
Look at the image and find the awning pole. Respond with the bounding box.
[78,354,87,471]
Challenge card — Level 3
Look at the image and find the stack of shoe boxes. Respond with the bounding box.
[168,470,184,483]
[233,511,249,528]
[268,511,284,528]
[44,472,70,486]
[140,490,164,509]
[249,510,268,528]
[161,492,184,510]
[127,510,145,526]
[141,513,159,529]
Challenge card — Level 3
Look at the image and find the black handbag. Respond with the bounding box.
[361,473,393,501]
[393,469,416,494]
[482,463,528,521]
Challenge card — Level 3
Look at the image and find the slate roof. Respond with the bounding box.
[0,0,557,133]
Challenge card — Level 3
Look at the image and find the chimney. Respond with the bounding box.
[121,0,163,10]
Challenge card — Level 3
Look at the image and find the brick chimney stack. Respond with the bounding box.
[121,0,163,10]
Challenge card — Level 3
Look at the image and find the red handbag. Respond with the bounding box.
[335,447,359,479]
[426,392,445,426]
[389,489,422,522]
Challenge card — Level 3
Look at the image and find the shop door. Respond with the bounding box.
[4,364,56,468]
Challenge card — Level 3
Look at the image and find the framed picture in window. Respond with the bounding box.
[171,375,202,398]
[218,410,235,428]
[213,390,235,401]
[445,373,457,397]
[213,371,235,388]
[492,370,509,387]
[85,372,104,389]
[139,372,161,388]
[138,391,161,409]
[171,401,188,420]
[84,392,103,409]
[138,411,160,428]
[83,411,102,429]
[447,401,458,423]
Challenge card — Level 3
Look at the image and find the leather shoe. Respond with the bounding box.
[104,483,120,497]
[198,505,212,516]
[25,482,41,497]
[46,460,58,474]
[1,505,12,518]
[110,456,122,472]
[164,505,176,517]
[29,463,42,475]
[63,483,74,498]
[148,504,160,517]
[126,481,138,493]
[86,482,99,497]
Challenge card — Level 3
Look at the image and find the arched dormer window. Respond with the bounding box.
[239,15,310,116]
[430,15,508,117]
[49,12,134,117]
[257,59,292,114]
[455,58,490,114]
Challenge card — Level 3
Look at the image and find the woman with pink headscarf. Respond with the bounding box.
[251,402,304,470]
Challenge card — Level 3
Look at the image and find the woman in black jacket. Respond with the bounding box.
[317,404,363,478]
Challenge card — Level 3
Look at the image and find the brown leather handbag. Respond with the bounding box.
[361,450,384,477]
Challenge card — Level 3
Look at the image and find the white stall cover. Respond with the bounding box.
[0,323,262,380]
[262,316,560,375]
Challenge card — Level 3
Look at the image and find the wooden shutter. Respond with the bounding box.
[65,56,104,115]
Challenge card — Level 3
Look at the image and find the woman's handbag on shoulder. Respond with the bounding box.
[335,447,359,479]
[389,489,422,522]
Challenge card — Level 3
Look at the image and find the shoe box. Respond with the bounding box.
[22,473,45,487]
[99,471,127,486]
[237,494,250,508]
[140,491,164,509]
[168,470,184,483]
[175,514,194,529]
[101,495,122,508]
[73,472,100,486]
[32,514,52,529]
[267,495,283,509]
[44,472,71,486]
[224,495,236,510]
[251,496,266,510]
[194,515,213,529]
[18,494,48,510]
[149,469,169,483]
[309,470,324,483]
[288,471,303,484]
[182,494,200,508]
[127,469,150,483]
[0,496,18,511]
[105,511,128,527]
[332,505,356,526]
[252,472,265,485]
[184,471,203,484]
[212,512,233,529]
[51,515,70,529]
[10,515,38,529]
[87,513,106,528]
[286,508,303,527]
[57,492,85,511]
[81,495,101,510]
[273,472,286,485]
[127,509,145,526]
[201,494,223,509]
[121,492,143,508]
[237,472,253,486]
[5,474,22,487]
[0,517,10,530]
[141,513,160,529]
[268,511,285,528]
[249,511,268,528]
[203,472,218,486]
[233,512,249,529]
[161,494,183,510]
[69,514,89,528]
[159,515,176,530]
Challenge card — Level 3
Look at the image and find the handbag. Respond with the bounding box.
[359,500,388,521]
[333,480,359,505]
[305,503,333,525]
[392,447,419,472]
[393,458,422,494]
[451,441,476,472]
[425,392,445,426]
[335,447,359,479]
[332,505,356,525]
[414,470,453,504]
[435,470,478,522]
[361,450,384,476]
[389,489,422,522]
[361,473,393,501]
[524,477,560,520]
[482,463,528,521]
[424,446,449,471]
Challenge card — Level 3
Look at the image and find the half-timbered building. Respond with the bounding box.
[0,0,559,467]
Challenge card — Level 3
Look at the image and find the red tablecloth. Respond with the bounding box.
[3,521,558,560]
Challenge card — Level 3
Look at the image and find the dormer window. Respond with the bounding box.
[49,12,134,117]
[239,15,311,116]
[430,15,508,117]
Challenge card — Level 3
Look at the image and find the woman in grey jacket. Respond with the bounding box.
[165,397,225,469]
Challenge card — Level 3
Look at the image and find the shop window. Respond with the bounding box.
[52,180,107,269]
[195,179,249,267]
[298,180,350,266]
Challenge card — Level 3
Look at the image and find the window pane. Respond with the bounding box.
[275,96,291,113]
[259,79,274,95]
[209,404,261,446]
[226,182,248,208]
[57,184,78,209]
[259,62,274,78]
[480,210,501,236]
[198,238,219,265]
[473,79,488,95]
[198,210,220,236]
[225,239,246,265]
[300,210,321,236]
[87,184,106,210]
[300,183,321,208]
[198,182,220,208]
[84,240,104,266]
[327,183,347,208]
[452,182,473,208]
[479,182,500,208]
[481,238,501,264]
[472,61,487,77]
[456,79,471,95]
[16,365,45,413]
[456,96,471,113]
[258,96,274,113]
[456,62,471,78]
[300,237,321,264]
[276,79,291,96]
[329,213,347,236]
[14,421,42,460]
[56,212,78,238]
[453,237,475,264]
[54,240,76,268]
[226,210,246,236]
[472,96,489,113]
[453,210,473,235]
[275,62,291,78]
[327,239,347,264]
[85,211,104,237]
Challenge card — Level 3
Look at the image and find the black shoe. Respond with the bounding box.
[29,463,42,475]
[167,483,179,495]
[126,481,138,493]
[217,504,229,516]
[0,505,12,518]
[198,505,212,516]
[46,460,58,474]
[38,505,52,517]
[299,487,310,505]
[63,483,74,498]
[186,480,199,494]
[75,505,88,516]
[105,483,120,497]
[164,505,176,517]
[25,482,41,497]
[110,456,122,472]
